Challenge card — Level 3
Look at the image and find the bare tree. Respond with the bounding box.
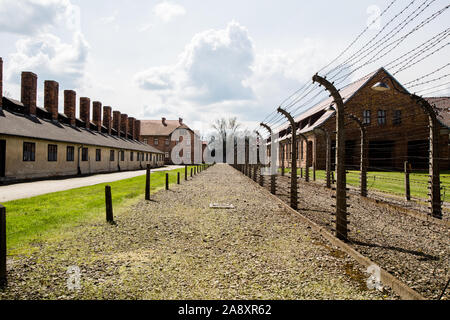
[211,117,241,162]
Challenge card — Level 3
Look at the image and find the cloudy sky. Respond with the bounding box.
[0,0,447,136]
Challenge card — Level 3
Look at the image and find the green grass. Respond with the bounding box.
[280,168,450,201]
[3,165,199,254]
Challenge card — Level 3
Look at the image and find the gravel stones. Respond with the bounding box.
[0,164,396,300]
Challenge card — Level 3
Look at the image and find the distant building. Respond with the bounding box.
[139,118,202,164]
[273,67,450,171]
[0,58,164,184]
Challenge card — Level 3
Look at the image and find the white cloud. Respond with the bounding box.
[6,32,90,89]
[138,23,153,33]
[135,65,178,91]
[1,0,90,93]
[153,1,186,23]
[134,21,332,130]
[0,0,80,35]
[100,10,118,25]
[247,39,333,114]
[135,21,255,104]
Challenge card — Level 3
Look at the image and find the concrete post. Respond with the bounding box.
[315,128,331,188]
[271,175,276,195]
[348,114,367,197]
[405,161,411,201]
[278,107,298,210]
[313,74,348,241]
[301,135,309,182]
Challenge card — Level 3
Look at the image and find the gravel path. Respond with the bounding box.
[0,164,395,300]
[265,173,449,300]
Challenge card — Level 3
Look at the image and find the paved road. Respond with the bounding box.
[0,165,184,202]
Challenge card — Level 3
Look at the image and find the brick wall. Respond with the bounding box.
[279,69,450,171]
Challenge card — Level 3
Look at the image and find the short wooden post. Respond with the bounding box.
[145,164,151,201]
[177,172,180,185]
[185,165,188,181]
[166,173,169,190]
[190,168,193,178]
[253,165,257,182]
[0,205,7,288]
[405,161,411,201]
[313,163,316,181]
[300,167,303,179]
[270,175,276,195]
[105,186,114,224]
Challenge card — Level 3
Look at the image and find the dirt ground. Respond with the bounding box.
[0,164,395,300]
[261,172,449,300]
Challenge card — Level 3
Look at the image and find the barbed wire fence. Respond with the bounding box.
[247,0,450,300]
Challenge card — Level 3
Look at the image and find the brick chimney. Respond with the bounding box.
[103,106,112,135]
[162,117,167,126]
[21,72,37,116]
[113,111,121,136]
[79,97,91,129]
[0,57,3,110]
[134,119,141,142]
[121,114,129,138]
[179,117,183,125]
[64,90,76,126]
[44,80,59,121]
[128,117,136,140]
[93,101,102,132]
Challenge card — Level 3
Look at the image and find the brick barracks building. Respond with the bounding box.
[139,118,202,165]
[0,57,165,184]
[274,68,450,171]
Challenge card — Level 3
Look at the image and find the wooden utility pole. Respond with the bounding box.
[313,74,348,241]
[278,107,298,210]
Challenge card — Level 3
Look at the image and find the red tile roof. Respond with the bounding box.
[140,120,191,136]
[426,97,450,128]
